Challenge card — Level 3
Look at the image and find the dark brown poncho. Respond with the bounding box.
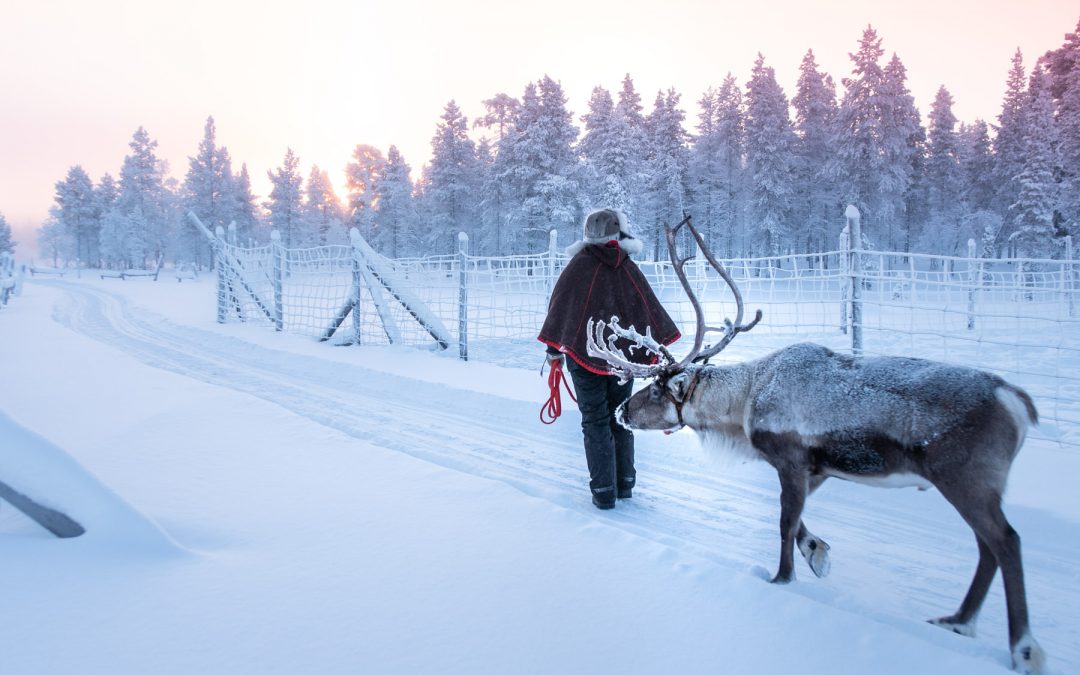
[538,241,680,375]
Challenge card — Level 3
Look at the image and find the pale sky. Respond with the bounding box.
[2,0,1077,255]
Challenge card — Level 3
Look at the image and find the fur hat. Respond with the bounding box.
[567,208,643,256]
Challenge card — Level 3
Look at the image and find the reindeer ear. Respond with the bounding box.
[666,372,692,402]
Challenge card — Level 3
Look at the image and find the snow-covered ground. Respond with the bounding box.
[0,275,1077,675]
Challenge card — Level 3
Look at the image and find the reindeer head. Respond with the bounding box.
[587,214,762,432]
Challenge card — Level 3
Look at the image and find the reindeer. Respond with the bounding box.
[586,216,1046,674]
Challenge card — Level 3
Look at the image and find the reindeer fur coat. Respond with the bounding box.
[539,240,680,375]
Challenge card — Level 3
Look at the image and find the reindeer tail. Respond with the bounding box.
[997,383,1039,428]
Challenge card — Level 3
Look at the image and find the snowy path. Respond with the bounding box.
[35,280,1080,671]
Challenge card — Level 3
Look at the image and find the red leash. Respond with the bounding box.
[541,359,577,424]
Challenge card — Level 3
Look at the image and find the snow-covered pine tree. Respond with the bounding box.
[304,166,346,246]
[53,166,98,266]
[688,86,723,249]
[473,138,497,252]
[475,93,521,254]
[530,76,581,249]
[714,76,747,256]
[490,83,541,254]
[419,100,482,252]
[0,213,14,254]
[37,212,70,266]
[115,127,173,268]
[992,50,1029,249]
[1009,68,1060,261]
[182,117,234,267]
[266,148,305,249]
[615,74,649,224]
[99,207,143,269]
[830,26,888,242]
[878,53,924,251]
[496,77,581,252]
[345,144,386,243]
[95,174,119,223]
[745,54,797,257]
[474,93,521,145]
[642,88,690,259]
[919,86,964,253]
[580,86,614,205]
[231,164,263,245]
[1045,20,1080,239]
[957,120,1002,256]
[579,86,634,216]
[959,120,996,214]
[372,145,418,257]
[792,50,839,253]
[617,74,646,138]
[91,174,118,266]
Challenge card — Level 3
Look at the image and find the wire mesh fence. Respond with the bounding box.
[206,221,1079,448]
[0,252,24,306]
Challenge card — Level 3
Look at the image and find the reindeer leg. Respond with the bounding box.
[772,466,809,584]
[796,475,830,578]
[929,535,996,637]
[936,483,1046,674]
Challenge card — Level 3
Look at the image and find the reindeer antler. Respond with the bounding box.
[585,316,676,383]
[668,214,762,365]
[586,213,762,380]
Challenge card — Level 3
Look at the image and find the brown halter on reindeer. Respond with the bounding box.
[586,215,1046,675]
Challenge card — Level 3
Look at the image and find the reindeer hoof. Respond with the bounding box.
[927,615,976,638]
[770,572,793,585]
[1011,634,1046,675]
[798,536,831,578]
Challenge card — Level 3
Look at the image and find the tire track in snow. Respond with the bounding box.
[45,280,1080,671]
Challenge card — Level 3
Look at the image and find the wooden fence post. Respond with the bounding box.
[967,238,979,331]
[458,232,469,361]
[350,229,364,344]
[1066,235,1075,319]
[839,223,850,335]
[214,227,227,323]
[271,230,284,332]
[547,229,559,301]
[846,205,863,356]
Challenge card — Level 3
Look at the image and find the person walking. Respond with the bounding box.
[539,208,680,509]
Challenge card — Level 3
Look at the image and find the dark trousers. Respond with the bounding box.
[566,359,635,499]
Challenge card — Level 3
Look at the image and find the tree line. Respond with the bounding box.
[38,21,1080,268]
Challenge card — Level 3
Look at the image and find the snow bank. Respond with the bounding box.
[0,410,182,554]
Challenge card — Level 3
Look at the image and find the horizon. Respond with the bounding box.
[3,0,1078,257]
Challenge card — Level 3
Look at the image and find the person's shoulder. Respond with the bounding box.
[564,241,589,257]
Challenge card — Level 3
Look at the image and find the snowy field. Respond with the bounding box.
[1,275,1078,675]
